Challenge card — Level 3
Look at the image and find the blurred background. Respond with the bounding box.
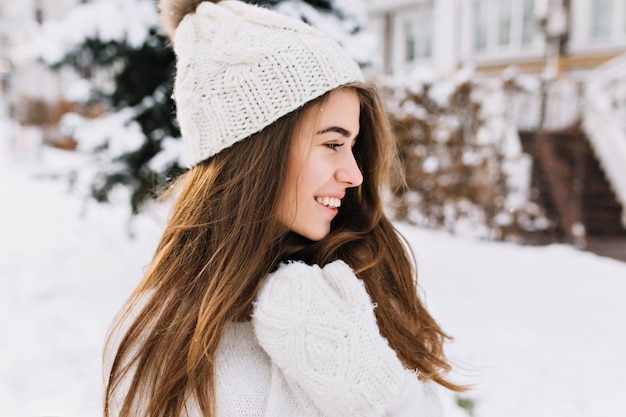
[1,1,626,416]
[1,0,625,256]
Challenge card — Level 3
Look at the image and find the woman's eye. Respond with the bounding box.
[326,143,344,150]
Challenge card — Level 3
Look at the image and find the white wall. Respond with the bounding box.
[432,0,458,75]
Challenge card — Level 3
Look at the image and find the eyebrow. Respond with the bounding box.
[316,126,352,137]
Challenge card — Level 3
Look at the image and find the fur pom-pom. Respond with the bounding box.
[158,0,222,40]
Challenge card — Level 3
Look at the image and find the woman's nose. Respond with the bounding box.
[335,152,363,187]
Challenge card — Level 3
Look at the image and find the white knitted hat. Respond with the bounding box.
[170,0,364,167]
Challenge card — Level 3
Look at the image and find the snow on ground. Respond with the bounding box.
[401,224,626,417]
[1,118,626,417]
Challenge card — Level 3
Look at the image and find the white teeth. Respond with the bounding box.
[316,196,341,209]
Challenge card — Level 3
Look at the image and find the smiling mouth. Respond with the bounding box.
[315,196,341,209]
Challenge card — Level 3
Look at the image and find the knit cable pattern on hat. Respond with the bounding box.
[172,0,364,167]
[253,260,430,417]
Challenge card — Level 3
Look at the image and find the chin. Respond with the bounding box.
[301,232,325,242]
[296,227,330,242]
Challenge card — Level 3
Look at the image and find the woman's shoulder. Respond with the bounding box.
[214,321,275,415]
[219,320,263,351]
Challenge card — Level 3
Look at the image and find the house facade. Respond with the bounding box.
[366,0,626,76]
[366,0,626,244]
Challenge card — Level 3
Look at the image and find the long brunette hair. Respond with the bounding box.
[104,84,463,417]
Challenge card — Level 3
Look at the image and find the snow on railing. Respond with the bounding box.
[510,77,580,133]
[584,53,626,90]
[581,53,626,227]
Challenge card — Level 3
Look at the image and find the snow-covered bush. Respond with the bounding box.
[28,0,179,213]
[380,67,550,241]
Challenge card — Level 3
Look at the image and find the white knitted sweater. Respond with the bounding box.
[106,261,443,416]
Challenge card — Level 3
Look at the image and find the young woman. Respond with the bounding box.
[104,1,465,416]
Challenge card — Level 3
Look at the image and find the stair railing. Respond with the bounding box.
[581,53,626,227]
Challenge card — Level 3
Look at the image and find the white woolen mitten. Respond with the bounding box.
[252,260,421,417]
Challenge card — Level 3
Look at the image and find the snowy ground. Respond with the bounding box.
[1,118,626,417]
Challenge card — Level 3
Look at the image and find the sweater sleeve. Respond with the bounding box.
[252,260,430,417]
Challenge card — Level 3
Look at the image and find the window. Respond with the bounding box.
[473,0,488,51]
[402,11,432,64]
[521,0,534,45]
[404,20,416,62]
[592,0,612,39]
[471,0,539,55]
[415,13,433,58]
[498,0,512,46]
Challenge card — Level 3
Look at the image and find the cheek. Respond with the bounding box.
[297,154,330,192]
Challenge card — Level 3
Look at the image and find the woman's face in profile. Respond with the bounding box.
[278,88,363,241]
